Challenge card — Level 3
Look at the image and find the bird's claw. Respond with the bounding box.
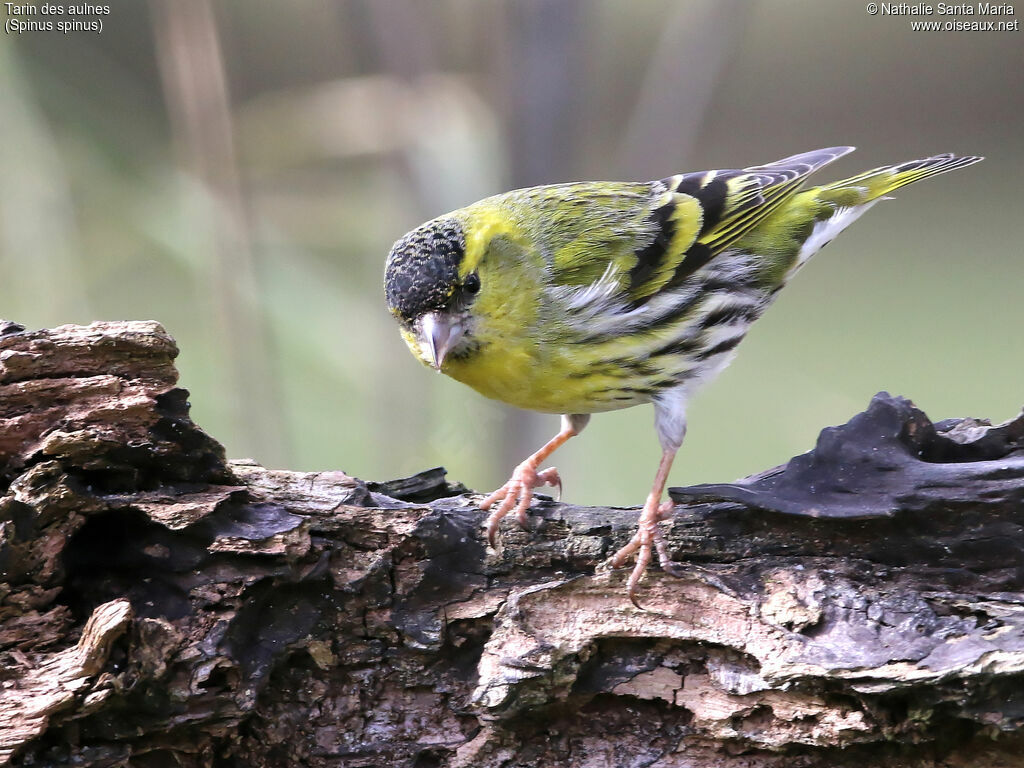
[481,464,562,547]
[605,500,678,608]
[536,467,562,502]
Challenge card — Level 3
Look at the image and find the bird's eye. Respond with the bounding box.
[464,273,481,295]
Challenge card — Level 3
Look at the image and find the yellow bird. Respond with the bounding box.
[384,147,982,604]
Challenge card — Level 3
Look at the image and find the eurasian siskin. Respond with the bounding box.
[384,146,982,604]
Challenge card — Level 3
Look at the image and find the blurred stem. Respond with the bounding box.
[499,0,588,186]
[0,43,91,322]
[618,0,748,177]
[149,0,287,466]
[363,0,437,78]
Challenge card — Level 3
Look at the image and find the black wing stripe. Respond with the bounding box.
[672,172,730,238]
[702,175,804,250]
[664,242,714,291]
[626,199,677,295]
[694,176,729,238]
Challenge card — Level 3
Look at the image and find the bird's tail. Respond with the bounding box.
[820,153,984,203]
[771,152,983,280]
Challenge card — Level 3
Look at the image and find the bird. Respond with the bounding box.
[383,147,982,605]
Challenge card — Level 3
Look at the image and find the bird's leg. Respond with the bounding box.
[607,447,679,607]
[482,414,589,547]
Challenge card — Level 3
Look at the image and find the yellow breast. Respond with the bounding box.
[440,338,649,415]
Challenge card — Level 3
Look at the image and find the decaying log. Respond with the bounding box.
[1,319,1023,768]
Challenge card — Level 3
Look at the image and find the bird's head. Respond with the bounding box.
[384,216,484,371]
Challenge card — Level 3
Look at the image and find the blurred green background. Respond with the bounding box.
[2,0,1022,505]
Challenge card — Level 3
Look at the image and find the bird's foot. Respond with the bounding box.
[606,500,679,608]
[481,464,562,547]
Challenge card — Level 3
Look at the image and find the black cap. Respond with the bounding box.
[384,218,466,324]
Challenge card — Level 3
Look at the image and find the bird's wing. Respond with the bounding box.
[540,147,855,312]
[642,146,856,298]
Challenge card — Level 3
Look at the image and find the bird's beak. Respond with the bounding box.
[418,312,463,371]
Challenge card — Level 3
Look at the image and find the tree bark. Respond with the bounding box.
[1,320,1023,768]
